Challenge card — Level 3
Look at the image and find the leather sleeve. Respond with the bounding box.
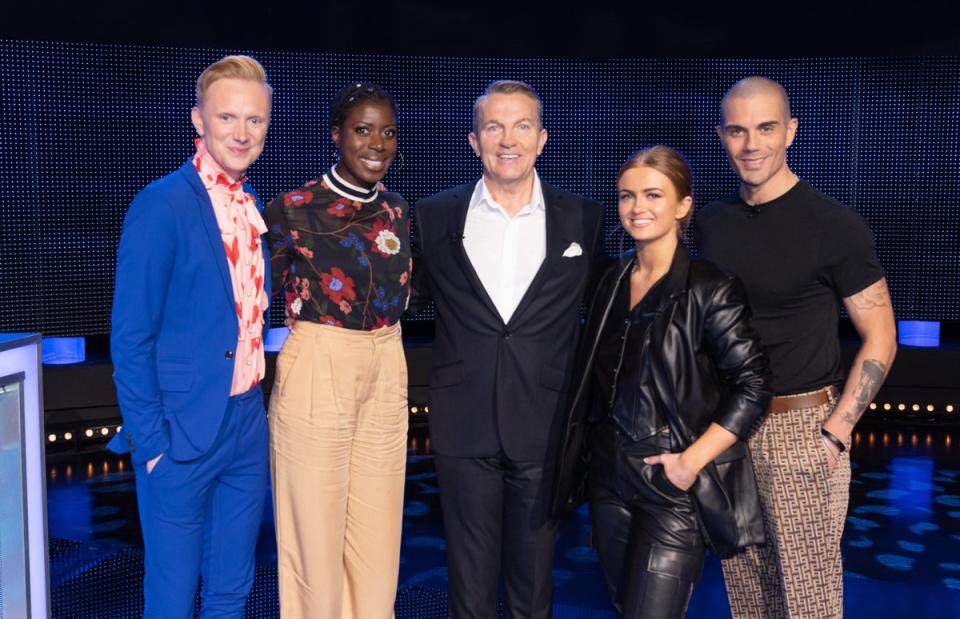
[701,276,772,439]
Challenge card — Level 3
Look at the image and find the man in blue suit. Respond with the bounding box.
[109,55,273,618]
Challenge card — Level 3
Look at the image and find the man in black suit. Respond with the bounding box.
[412,80,604,618]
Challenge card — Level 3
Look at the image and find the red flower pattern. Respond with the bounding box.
[263,174,411,331]
[380,200,396,221]
[364,219,401,258]
[328,197,360,218]
[284,191,313,208]
[320,267,357,304]
[318,315,343,327]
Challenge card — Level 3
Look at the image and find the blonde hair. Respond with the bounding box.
[196,55,273,107]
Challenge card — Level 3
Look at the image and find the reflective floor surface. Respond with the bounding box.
[46,424,960,617]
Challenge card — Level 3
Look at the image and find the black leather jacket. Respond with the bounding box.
[551,244,772,517]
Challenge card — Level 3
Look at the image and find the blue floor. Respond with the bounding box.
[46,425,960,617]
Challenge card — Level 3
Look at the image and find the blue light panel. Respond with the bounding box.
[40,336,86,364]
[898,320,940,347]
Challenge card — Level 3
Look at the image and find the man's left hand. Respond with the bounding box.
[820,435,840,471]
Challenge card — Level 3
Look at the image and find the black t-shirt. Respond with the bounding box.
[696,181,884,394]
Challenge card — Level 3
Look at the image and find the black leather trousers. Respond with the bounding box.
[587,419,706,619]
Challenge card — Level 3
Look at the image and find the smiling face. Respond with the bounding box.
[331,100,398,189]
[618,165,692,247]
[468,92,547,190]
[190,77,271,181]
[717,91,798,202]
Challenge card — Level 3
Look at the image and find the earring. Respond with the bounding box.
[395,151,405,171]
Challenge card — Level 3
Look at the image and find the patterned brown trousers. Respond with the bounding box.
[722,390,851,618]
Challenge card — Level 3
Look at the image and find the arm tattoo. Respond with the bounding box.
[849,280,890,311]
[840,358,887,427]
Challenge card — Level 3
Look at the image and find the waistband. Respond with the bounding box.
[290,319,401,343]
[230,383,263,402]
[769,385,839,415]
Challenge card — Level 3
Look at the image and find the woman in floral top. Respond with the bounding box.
[264,83,411,618]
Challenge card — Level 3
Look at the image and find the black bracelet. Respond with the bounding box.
[821,428,847,453]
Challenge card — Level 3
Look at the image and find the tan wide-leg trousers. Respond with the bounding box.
[269,320,408,618]
[722,390,851,619]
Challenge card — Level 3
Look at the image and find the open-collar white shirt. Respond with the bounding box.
[463,172,547,324]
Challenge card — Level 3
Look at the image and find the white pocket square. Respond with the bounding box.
[562,242,583,258]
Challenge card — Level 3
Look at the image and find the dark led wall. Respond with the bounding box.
[1,41,957,335]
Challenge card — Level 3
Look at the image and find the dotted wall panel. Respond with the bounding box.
[1,41,957,335]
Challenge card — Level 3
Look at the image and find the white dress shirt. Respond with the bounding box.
[463,173,547,323]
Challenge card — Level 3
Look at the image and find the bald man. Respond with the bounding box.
[696,77,897,618]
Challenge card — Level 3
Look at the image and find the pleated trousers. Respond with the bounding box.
[269,320,408,618]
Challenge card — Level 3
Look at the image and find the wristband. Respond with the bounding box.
[821,428,846,453]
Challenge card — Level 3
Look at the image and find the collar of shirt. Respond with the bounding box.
[192,139,266,236]
[325,166,380,203]
[469,171,546,218]
[193,138,247,191]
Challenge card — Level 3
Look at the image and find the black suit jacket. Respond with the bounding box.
[412,180,603,462]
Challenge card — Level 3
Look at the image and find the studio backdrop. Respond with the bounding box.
[1,40,957,335]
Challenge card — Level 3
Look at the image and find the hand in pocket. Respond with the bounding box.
[820,435,840,471]
[644,452,697,492]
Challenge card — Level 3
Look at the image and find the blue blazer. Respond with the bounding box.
[109,160,269,465]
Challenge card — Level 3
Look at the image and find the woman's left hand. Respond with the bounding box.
[643,452,699,492]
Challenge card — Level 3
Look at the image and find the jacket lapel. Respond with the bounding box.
[657,243,691,311]
[649,244,693,438]
[450,185,502,322]
[574,255,634,391]
[506,183,567,327]
[180,160,236,309]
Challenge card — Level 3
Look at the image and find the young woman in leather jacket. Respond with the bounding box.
[552,146,771,618]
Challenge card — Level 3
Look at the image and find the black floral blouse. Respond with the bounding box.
[263,168,412,331]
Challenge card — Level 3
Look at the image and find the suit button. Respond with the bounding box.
[225,351,234,359]
[503,331,512,339]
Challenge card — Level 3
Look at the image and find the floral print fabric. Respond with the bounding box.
[264,170,411,331]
